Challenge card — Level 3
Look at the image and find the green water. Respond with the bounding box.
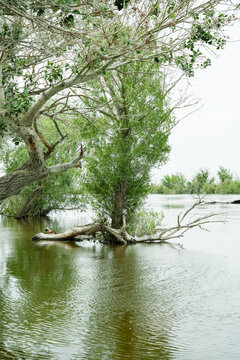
[1,195,240,360]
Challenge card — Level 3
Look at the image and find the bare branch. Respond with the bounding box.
[33,117,52,150]
[48,143,86,173]
[20,58,116,127]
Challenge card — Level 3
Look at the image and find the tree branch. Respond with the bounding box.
[48,143,86,173]
[20,59,116,127]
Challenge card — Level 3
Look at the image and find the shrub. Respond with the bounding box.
[127,208,164,237]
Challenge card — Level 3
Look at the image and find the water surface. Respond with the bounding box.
[1,195,240,360]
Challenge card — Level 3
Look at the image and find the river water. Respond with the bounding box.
[1,194,240,360]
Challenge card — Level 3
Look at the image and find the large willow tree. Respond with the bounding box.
[0,0,238,201]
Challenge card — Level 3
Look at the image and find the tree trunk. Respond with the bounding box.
[111,185,127,228]
[0,151,84,202]
[14,188,43,218]
[0,168,49,202]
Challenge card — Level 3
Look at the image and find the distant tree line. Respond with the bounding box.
[150,167,240,194]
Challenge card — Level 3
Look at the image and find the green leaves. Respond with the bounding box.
[217,167,233,183]
[44,61,63,84]
[175,54,194,77]
[5,84,33,115]
[127,208,164,236]
[191,24,213,44]
[201,58,211,69]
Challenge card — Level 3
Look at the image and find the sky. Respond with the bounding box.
[152,20,240,182]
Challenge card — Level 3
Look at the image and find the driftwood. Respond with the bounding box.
[205,199,240,205]
[32,222,133,245]
[32,198,224,245]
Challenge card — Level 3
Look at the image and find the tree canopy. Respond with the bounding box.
[0,0,238,201]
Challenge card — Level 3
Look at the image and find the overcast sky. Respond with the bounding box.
[152,20,240,181]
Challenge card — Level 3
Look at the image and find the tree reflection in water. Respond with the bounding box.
[0,215,179,360]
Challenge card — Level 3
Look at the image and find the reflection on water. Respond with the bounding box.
[1,195,240,359]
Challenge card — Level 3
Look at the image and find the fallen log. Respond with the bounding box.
[32,222,131,244]
[32,198,224,245]
[32,223,102,241]
[205,199,240,205]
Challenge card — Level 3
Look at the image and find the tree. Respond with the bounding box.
[216,167,240,194]
[150,167,240,195]
[161,173,188,194]
[217,166,233,183]
[189,168,215,193]
[80,62,175,228]
[0,0,238,201]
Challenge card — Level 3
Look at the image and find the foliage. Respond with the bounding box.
[0,0,238,201]
[190,169,215,193]
[127,208,165,237]
[0,118,84,217]
[217,166,233,183]
[160,173,188,194]
[150,167,240,195]
[0,170,81,218]
[80,62,174,227]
